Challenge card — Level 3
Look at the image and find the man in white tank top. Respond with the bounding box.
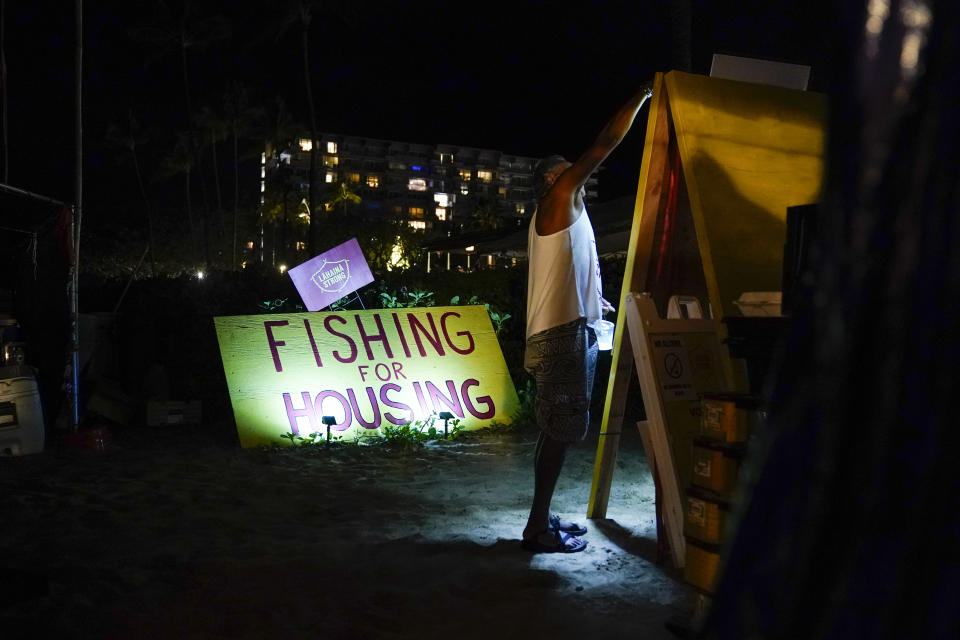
[522,83,653,553]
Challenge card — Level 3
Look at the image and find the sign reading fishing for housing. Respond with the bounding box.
[214,306,520,447]
[287,237,374,311]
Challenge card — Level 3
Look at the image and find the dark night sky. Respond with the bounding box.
[3,0,834,214]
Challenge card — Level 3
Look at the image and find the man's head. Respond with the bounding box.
[533,155,572,200]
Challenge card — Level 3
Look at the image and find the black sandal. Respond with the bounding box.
[521,528,588,553]
[549,514,588,536]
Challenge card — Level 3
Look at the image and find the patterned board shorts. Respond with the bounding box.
[524,317,599,443]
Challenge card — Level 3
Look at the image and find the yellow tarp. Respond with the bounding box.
[665,71,827,316]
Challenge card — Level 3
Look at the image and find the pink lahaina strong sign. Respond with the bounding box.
[287,237,374,311]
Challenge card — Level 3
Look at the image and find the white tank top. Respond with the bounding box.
[526,207,603,339]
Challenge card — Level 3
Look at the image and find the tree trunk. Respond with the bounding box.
[232,129,239,271]
[668,0,692,72]
[185,170,197,265]
[281,186,289,265]
[210,128,223,227]
[1,0,8,182]
[131,149,156,275]
[179,31,211,269]
[703,3,960,638]
[302,23,320,256]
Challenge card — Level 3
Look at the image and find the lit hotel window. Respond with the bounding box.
[408,220,426,230]
[499,186,507,195]
[325,171,336,183]
[326,141,337,154]
[246,241,254,249]
[436,207,447,221]
[298,138,312,151]
[434,192,449,207]
[409,207,425,218]
[460,184,469,195]
[366,175,380,188]
[392,206,403,214]
[296,241,306,250]
[439,153,453,164]
[323,155,338,167]
[348,172,360,183]
[477,170,493,182]
[408,178,427,192]
[459,169,471,181]
[515,203,526,215]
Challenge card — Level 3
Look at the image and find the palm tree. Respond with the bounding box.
[669,0,692,72]
[268,0,359,256]
[195,104,228,222]
[223,82,263,270]
[261,180,302,268]
[105,109,157,275]
[268,1,321,256]
[361,218,419,273]
[469,198,504,231]
[260,96,300,264]
[325,180,361,218]
[129,0,230,268]
[157,131,199,267]
[129,0,230,131]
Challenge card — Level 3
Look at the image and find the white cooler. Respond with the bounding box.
[0,367,45,456]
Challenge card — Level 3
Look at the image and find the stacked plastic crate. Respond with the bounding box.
[683,393,761,594]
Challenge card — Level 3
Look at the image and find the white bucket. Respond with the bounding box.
[0,374,45,456]
[595,319,615,351]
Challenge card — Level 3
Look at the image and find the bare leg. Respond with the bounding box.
[523,431,569,542]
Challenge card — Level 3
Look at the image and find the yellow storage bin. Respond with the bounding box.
[684,538,721,595]
[691,436,744,497]
[684,486,730,546]
[700,393,762,442]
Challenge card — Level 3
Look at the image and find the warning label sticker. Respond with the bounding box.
[650,335,696,401]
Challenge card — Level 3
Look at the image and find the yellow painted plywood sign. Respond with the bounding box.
[214,305,519,447]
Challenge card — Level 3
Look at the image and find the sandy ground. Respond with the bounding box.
[0,422,694,639]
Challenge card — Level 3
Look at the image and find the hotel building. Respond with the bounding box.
[263,132,599,236]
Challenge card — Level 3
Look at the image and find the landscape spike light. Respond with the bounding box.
[321,415,337,443]
[438,411,454,438]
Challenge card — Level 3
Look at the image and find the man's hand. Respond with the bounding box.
[640,81,654,99]
[601,297,616,316]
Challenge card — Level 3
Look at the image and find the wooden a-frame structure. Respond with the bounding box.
[587,70,827,566]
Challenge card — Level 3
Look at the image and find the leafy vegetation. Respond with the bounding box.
[280,411,465,452]
[77,250,623,443]
[377,288,434,308]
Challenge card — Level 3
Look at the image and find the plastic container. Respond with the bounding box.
[0,369,45,455]
[1,341,27,366]
[595,319,615,351]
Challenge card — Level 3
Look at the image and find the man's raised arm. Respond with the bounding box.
[556,83,654,192]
